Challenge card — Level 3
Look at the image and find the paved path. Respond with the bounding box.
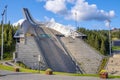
[0,70,120,80]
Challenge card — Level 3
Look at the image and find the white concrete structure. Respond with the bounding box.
[45,22,86,38]
[14,20,86,38]
[14,20,35,38]
[13,19,25,26]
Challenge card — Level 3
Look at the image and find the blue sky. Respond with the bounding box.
[0,0,120,30]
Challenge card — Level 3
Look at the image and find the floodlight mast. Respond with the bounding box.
[1,5,7,60]
[75,12,77,28]
[106,20,112,56]
[1,11,5,60]
[5,5,8,24]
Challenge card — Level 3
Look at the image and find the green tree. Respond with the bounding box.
[100,39,106,55]
[0,24,17,59]
[94,36,100,50]
[77,28,109,55]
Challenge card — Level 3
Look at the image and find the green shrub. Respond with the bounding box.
[98,57,108,73]
[45,68,53,75]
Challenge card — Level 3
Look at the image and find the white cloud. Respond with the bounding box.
[50,18,55,22]
[44,16,50,21]
[43,0,115,21]
[44,16,55,22]
[105,20,111,27]
[66,0,115,21]
[66,0,75,3]
[44,0,67,14]
[12,19,25,26]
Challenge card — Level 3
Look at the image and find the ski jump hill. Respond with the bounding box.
[14,8,103,74]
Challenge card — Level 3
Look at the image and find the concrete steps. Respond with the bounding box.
[61,37,103,74]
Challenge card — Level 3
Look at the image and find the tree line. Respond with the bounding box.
[0,23,17,59]
[77,27,120,55]
[111,29,120,39]
[77,27,110,55]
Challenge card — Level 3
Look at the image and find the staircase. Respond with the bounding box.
[61,37,103,74]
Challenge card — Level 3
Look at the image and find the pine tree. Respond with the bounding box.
[100,39,106,55]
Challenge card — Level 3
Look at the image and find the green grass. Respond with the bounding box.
[0,64,39,73]
[112,46,120,50]
[0,64,97,77]
[98,57,108,73]
[0,64,14,71]
[109,75,120,78]
[0,64,120,78]
[16,61,29,69]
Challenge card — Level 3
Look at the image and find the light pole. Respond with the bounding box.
[1,5,7,60]
[1,9,5,60]
[75,12,79,73]
[5,5,8,24]
[75,12,77,28]
[105,20,112,56]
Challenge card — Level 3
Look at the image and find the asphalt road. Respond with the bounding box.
[34,26,76,73]
[0,70,120,80]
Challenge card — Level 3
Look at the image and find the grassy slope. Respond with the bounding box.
[0,64,120,78]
